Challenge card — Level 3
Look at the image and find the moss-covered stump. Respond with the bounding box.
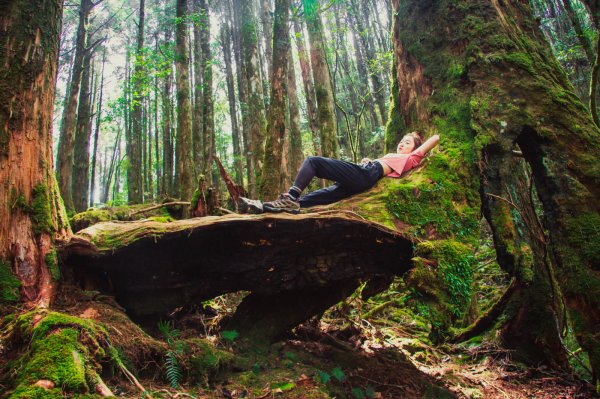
[69,203,177,233]
[0,310,114,398]
[60,212,414,338]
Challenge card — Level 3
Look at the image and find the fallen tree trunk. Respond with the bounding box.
[61,211,414,338]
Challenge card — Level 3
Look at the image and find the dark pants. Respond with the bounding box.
[293,156,384,208]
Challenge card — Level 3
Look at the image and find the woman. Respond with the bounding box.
[239,132,440,214]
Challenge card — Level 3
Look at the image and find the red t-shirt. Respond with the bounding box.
[379,149,425,178]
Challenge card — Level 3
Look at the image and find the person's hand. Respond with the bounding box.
[360,157,371,165]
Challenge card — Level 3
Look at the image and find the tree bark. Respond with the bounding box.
[175,0,195,201]
[0,0,70,307]
[72,45,94,212]
[198,0,215,189]
[260,0,291,199]
[192,0,204,176]
[90,47,106,207]
[303,0,338,158]
[127,0,145,204]
[391,0,600,381]
[287,46,303,179]
[161,31,174,197]
[56,0,93,212]
[241,0,268,195]
[221,23,244,186]
[293,19,321,155]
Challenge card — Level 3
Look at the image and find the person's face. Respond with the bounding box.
[397,135,416,154]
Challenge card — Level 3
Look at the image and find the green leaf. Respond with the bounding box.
[366,385,376,398]
[352,387,366,399]
[222,329,239,342]
[317,370,330,384]
[331,366,345,382]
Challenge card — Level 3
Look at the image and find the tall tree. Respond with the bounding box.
[293,19,321,154]
[72,45,94,212]
[56,0,93,212]
[260,0,291,198]
[303,0,338,158]
[221,22,244,186]
[391,0,600,383]
[175,0,194,200]
[198,0,215,187]
[90,47,106,207]
[287,47,303,178]
[192,0,204,175]
[0,0,69,306]
[128,0,146,204]
[241,0,268,195]
[161,29,175,197]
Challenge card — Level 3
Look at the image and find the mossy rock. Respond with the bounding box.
[181,338,234,385]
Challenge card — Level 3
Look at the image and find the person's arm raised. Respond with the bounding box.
[416,134,440,155]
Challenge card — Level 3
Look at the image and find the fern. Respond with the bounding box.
[165,349,182,388]
[159,320,183,388]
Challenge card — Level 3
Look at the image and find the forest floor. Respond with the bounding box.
[106,288,597,399]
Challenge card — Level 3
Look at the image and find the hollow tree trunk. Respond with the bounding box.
[0,0,69,307]
[391,0,600,382]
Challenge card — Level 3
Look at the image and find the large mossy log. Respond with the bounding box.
[60,212,414,336]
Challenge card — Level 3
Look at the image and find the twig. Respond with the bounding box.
[218,207,236,215]
[128,201,190,217]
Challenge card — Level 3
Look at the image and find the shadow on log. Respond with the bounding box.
[60,211,414,341]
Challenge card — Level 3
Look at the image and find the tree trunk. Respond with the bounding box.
[303,0,338,158]
[175,0,195,201]
[288,47,303,179]
[128,0,145,204]
[0,0,69,307]
[222,23,244,187]
[260,0,291,199]
[231,0,253,194]
[241,0,268,195]
[293,19,321,155]
[56,0,92,212]
[391,0,600,382]
[192,0,204,176]
[162,31,175,197]
[198,0,215,190]
[72,46,94,212]
[90,47,106,207]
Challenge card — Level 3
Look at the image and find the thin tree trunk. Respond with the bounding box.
[293,19,321,155]
[192,0,204,176]
[102,128,122,203]
[128,0,145,204]
[303,0,338,158]
[241,0,268,195]
[90,47,106,207]
[72,45,94,212]
[162,31,175,197]
[231,0,253,194]
[198,0,215,190]
[287,47,303,179]
[260,0,291,199]
[175,0,194,201]
[222,24,244,186]
[56,0,93,212]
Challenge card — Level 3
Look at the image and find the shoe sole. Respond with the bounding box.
[263,205,300,214]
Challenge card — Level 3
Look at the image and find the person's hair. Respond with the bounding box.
[404,131,423,149]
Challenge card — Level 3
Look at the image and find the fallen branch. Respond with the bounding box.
[128,201,190,217]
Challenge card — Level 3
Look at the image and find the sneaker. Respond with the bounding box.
[237,197,264,214]
[263,193,300,214]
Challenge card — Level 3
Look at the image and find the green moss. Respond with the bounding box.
[564,213,600,267]
[0,259,21,303]
[8,386,64,399]
[183,338,234,385]
[45,250,59,281]
[17,328,87,390]
[147,215,175,223]
[31,184,54,235]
